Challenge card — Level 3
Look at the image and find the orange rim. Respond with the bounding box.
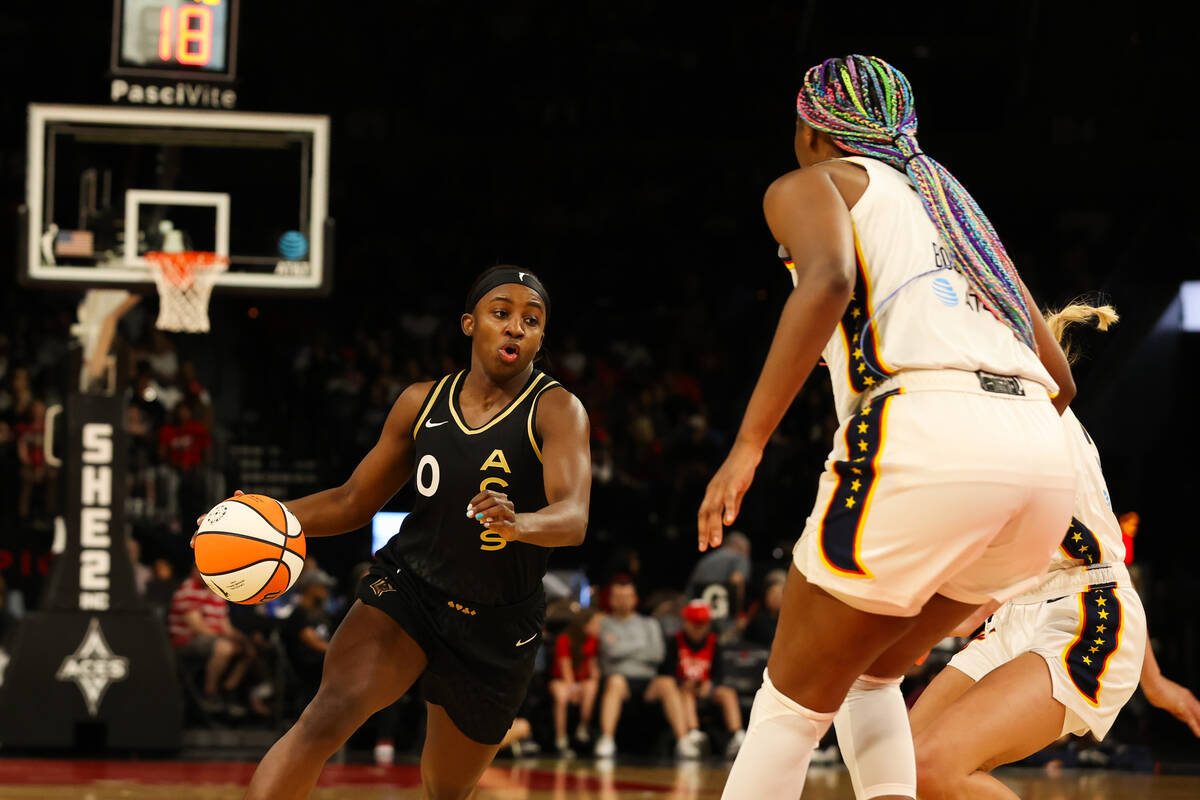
[144,251,228,288]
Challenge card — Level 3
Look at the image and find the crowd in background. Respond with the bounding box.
[0,289,1181,770]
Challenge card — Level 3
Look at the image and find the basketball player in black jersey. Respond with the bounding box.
[241,267,591,800]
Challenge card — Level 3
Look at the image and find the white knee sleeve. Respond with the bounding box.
[721,669,836,800]
[834,675,916,800]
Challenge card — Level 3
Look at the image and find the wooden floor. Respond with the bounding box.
[1,758,1198,798]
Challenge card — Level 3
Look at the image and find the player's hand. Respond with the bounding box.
[191,489,245,548]
[468,489,519,541]
[697,441,761,552]
[1143,674,1200,737]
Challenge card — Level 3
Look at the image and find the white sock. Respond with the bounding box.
[834,675,915,799]
[720,669,836,800]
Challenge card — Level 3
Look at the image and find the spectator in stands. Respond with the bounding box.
[127,535,154,598]
[0,574,18,648]
[742,569,786,646]
[130,363,167,430]
[549,607,602,756]
[660,600,745,758]
[159,401,211,533]
[16,399,55,519]
[594,577,697,758]
[159,400,211,470]
[178,360,213,426]
[144,557,178,620]
[145,330,180,390]
[281,564,336,700]
[685,530,751,630]
[2,366,34,423]
[168,565,256,715]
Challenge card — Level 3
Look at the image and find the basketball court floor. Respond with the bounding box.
[1,758,1199,799]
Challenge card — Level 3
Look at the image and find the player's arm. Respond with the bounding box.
[285,381,433,538]
[1020,279,1074,414]
[1140,636,1200,737]
[698,168,855,551]
[470,388,590,547]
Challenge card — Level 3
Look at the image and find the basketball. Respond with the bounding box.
[193,494,307,605]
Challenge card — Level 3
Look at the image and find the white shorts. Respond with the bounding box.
[948,568,1146,739]
[793,370,1076,617]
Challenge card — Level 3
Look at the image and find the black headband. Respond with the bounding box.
[465,268,550,316]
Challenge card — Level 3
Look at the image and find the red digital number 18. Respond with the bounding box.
[158,4,214,66]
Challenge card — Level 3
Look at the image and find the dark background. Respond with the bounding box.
[3,0,1199,756]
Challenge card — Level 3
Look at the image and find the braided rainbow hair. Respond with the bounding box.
[797,55,1035,349]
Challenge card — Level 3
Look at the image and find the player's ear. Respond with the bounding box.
[461,313,474,337]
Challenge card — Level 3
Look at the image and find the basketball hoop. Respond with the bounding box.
[144,251,227,333]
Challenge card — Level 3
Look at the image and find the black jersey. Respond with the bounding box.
[382,369,562,606]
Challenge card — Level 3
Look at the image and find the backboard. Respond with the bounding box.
[22,104,332,295]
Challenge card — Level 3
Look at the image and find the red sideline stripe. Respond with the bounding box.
[0,759,687,792]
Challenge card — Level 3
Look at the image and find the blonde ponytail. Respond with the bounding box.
[1044,303,1119,364]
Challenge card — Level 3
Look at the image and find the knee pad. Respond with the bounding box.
[834,675,916,799]
[747,668,836,734]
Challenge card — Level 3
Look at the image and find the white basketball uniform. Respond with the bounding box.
[948,408,1146,739]
[786,156,1076,616]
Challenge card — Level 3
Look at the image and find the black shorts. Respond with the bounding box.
[357,551,546,745]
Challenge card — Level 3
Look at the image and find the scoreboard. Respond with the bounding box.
[111,0,238,82]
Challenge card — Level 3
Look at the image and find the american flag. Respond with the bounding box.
[54,230,94,257]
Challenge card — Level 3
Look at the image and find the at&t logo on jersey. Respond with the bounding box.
[931,276,959,307]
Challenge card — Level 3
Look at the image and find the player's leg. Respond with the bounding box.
[245,601,428,800]
[420,702,503,800]
[908,665,975,736]
[914,652,1065,800]
[645,675,690,741]
[816,591,977,800]
[722,567,934,799]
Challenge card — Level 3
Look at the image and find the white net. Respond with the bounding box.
[145,251,227,333]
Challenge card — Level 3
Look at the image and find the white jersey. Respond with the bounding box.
[779,156,1056,423]
[1043,407,1126,573]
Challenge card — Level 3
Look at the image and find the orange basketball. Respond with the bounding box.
[193,494,306,604]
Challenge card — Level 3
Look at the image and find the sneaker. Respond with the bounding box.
[810,744,840,765]
[574,723,591,744]
[594,736,616,758]
[197,693,225,716]
[519,738,541,757]
[374,742,395,766]
[554,735,574,759]
[676,734,701,759]
[725,729,746,758]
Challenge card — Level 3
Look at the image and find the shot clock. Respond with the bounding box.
[111,0,238,81]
